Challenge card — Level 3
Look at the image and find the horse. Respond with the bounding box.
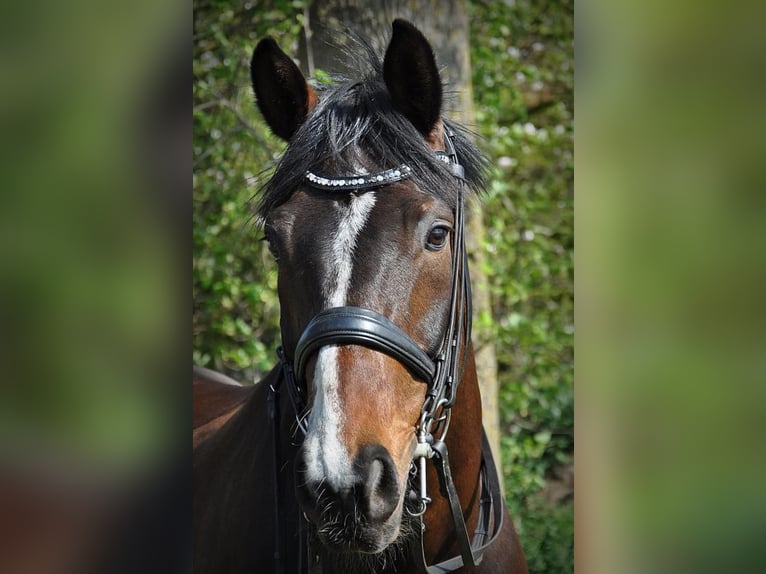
[193,19,528,574]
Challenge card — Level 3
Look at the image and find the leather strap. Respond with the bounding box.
[295,306,436,384]
[267,377,285,574]
[413,429,505,573]
[432,440,476,568]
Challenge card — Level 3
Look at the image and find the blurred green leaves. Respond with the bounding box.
[0,0,184,471]
[578,1,766,572]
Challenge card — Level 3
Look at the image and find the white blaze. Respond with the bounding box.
[304,192,376,487]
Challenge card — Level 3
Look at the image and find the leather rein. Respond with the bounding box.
[267,128,505,573]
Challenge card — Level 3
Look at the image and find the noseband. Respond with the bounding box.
[269,128,503,573]
[295,306,437,385]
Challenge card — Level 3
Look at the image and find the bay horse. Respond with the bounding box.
[194,19,528,574]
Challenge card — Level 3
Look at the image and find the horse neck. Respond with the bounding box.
[422,343,484,563]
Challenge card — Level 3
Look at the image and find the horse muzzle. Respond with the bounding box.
[296,443,404,553]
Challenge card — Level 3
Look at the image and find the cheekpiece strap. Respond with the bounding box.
[435,151,465,180]
[305,164,412,191]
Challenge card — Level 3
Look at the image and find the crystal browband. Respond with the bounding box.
[304,164,412,191]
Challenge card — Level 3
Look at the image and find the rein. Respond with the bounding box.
[267,128,504,573]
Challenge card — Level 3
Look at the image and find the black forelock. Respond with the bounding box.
[255,41,487,220]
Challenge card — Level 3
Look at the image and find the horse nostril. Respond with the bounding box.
[366,459,384,496]
[294,442,400,526]
[355,445,399,522]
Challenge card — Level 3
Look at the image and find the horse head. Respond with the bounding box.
[251,19,484,557]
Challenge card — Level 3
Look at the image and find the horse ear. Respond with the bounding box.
[383,19,442,138]
[251,37,317,141]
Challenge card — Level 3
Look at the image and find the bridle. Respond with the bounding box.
[267,127,504,573]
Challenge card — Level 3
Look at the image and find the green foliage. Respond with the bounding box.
[194,2,573,572]
[471,1,573,571]
[517,494,575,574]
[193,1,307,379]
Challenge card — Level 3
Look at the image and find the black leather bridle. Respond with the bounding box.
[267,128,505,573]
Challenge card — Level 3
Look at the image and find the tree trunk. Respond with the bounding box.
[299,0,502,460]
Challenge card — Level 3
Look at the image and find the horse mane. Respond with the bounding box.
[256,38,488,220]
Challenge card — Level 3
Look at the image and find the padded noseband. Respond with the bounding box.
[295,306,436,385]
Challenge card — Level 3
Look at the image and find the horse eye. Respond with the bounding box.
[426,225,450,251]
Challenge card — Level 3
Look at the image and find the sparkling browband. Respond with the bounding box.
[304,164,412,191]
